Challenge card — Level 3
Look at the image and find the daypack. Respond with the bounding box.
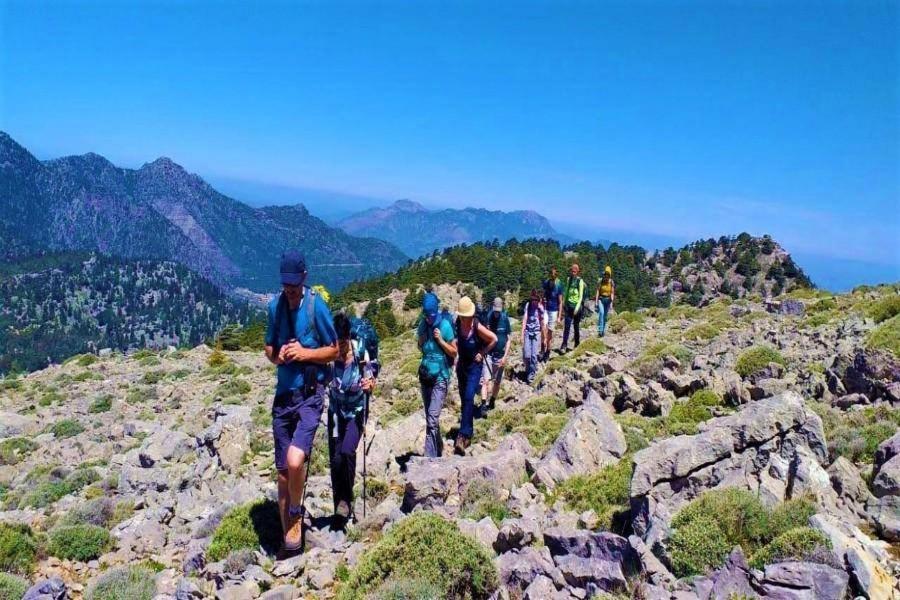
[272,286,318,354]
[349,317,380,377]
[486,309,511,356]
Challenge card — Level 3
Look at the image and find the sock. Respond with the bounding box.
[289,504,304,518]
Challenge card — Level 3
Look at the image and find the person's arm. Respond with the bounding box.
[265,345,283,365]
[611,281,616,306]
[476,323,498,358]
[263,302,282,365]
[575,280,585,314]
[417,321,427,350]
[434,323,458,359]
[283,298,340,364]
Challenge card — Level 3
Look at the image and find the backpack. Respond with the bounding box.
[272,286,318,354]
[349,317,380,378]
[486,309,510,357]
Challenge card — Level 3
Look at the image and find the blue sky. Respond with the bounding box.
[1,0,898,281]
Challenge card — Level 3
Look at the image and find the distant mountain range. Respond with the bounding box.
[0,132,408,292]
[337,199,582,259]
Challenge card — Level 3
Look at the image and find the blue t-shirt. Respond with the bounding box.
[418,317,456,382]
[265,291,337,396]
[542,278,564,312]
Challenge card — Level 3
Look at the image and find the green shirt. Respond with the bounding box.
[564,276,586,309]
[418,318,456,381]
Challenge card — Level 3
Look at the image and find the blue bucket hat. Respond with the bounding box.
[280,249,307,285]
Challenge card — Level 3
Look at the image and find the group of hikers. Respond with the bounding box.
[263,250,616,556]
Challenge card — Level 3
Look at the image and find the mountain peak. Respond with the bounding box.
[391,199,426,212]
[144,156,186,172]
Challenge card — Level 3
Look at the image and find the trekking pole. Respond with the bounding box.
[362,393,369,519]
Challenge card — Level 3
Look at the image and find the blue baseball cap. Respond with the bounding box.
[280,250,307,285]
[422,292,439,318]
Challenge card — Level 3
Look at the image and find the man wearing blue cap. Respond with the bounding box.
[264,249,338,555]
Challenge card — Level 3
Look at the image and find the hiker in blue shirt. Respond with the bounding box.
[416,292,457,458]
[264,250,338,555]
[541,267,564,361]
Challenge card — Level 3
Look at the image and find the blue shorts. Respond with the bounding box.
[272,385,325,471]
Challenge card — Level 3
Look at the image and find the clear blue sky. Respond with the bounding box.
[1,0,898,272]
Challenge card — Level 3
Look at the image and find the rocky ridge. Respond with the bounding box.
[0,284,898,599]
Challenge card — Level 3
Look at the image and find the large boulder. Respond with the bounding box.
[630,392,828,542]
[496,547,566,593]
[543,527,636,594]
[197,405,252,474]
[531,391,627,489]
[402,434,533,514]
[866,495,900,543]
[830,349,900,403]
[809,513,897,600]
[754,561,849,600]
[827,456,874,519]
[690,547,755,600]
[872,432,900,498]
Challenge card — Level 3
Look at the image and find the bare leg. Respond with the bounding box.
[277,470,290,535]
[286,446,308,510]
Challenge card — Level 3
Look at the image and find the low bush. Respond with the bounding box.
[339,512,498,600]
[0,523,37,575]
[62,497,132,528]
[866,294,900,324]
[682,322,723,342]
[47,524,111,561]
[866,314,900,357]
[372,578,444,600]
[553,457,633,530]
[16,467,99,509]
[206,499,282,561]
[461,480,510,525]
[748,527,831,569]
[668,489,819,577]
[480,395,567,453]
[735,346,786,378]
[667,389,724,435]
[88,394,113,414]
[0,572,28,600]
[215,378,252,398]
[811,403,900,464]
[85,565,156,600]
[0,437,37,466]
[50,419,85,439]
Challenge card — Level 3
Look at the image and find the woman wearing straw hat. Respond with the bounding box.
[453,296,497,456]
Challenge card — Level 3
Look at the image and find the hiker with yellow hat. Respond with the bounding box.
[595,265,616,337]
[453,295,497,456]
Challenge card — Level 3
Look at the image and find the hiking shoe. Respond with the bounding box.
[284,510,303,551]
[336,500,351,519]
[454,435,470,456]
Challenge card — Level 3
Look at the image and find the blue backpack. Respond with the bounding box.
[349,317,380,377]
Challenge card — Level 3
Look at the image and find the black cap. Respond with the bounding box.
[280,249,307,285]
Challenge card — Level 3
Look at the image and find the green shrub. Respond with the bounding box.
[50,419,85,439]
[0,438,37,466]
[206,499,282,561]
[85,565,156,600]
[63,497,132,528]
[749,527,831,569]
[866,315,900,357]
[461,480,510,526]
[17,467,99,509]
[0,572,28,600]
[339,512,498,600]
[668,489,820,577]
[47,524,110,561]
[553,457,633,530]
[669,513,732,577]
[735,346,786,378]
[480,395,567,453]
[571,338,606,358]
[372,578,444,600]
[683,322,723,342]
[215,378,252,398]
[207,348,229,368]
[666,389,724,435]
[866,295,900,324]
[88,394,113,414]
[811,403,900,464]
[0,523,37,575]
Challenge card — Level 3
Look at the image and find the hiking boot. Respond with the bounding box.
[454,435,470,456]
[284,509,303,551]
[335,500,351,519]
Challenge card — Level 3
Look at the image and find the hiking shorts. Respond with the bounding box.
[483,355,505,385]
[272,385,325,471]
[545,310,558,331]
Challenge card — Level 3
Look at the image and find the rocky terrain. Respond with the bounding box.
[0,283,898,599]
